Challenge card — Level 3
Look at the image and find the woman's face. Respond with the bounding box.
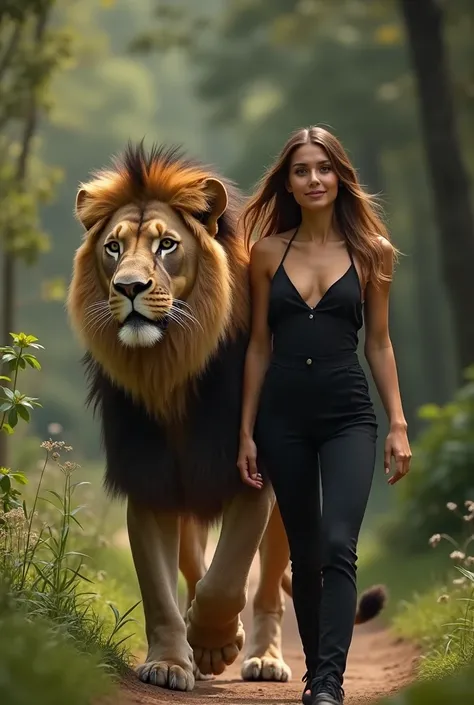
[287,143,339,211]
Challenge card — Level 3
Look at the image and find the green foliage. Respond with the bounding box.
[0,592,114,705]
[375,662,474,704]
[129,0,211,53]
[0,444,140,674]
[392,506,474,682]
[383,366,474,552]
[0,2,72,263]
[0,332,43,511]
[1,332,43,429]
[393,582,474,681]
[0,332,139,692]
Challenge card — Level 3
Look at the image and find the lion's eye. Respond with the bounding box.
[159,238,178,254]
[104,240,121,257]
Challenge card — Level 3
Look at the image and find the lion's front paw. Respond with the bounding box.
[136,660,195,691]
[193,661,216,682]
[187,615,245,675]
[241,655,292,682]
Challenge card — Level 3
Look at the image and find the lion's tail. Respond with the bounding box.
[281,572,387,625]
[354,584,388,624]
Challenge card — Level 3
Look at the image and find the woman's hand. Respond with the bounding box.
[237,436,263,490]
[385,424,412,485]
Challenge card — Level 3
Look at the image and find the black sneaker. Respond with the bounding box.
[310,674,345,705]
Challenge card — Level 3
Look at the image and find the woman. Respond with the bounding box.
[237,126,411,705]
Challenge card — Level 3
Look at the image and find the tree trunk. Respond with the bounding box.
[0,10,46,468]
[399,0,474,378]
[407,159,455,404]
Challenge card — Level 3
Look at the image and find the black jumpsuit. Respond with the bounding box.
[255,227,378,688]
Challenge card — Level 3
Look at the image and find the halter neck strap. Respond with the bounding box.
[279,225,300,268]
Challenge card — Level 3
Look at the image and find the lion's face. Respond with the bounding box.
[96,201,200,348]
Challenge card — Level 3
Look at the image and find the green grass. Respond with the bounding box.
[0,333,145,702]
[356,519,474,684]
[0,445,141,671]
[373,662,474,704]
[0,596,116,705]
[392,578,474,680]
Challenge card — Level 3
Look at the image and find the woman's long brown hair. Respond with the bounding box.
[240,125,399,286]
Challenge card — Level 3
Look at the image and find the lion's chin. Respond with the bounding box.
[117,313,167,348]
[118,322,163,348]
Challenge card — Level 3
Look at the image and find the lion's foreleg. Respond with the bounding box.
[241,502,292,682]
[186,484,275,676]
[127,500,195,691]
[178,516,209,613]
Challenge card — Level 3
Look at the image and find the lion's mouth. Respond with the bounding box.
[122,310,170,332]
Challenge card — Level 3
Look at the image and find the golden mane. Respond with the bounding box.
[67,142,250,421]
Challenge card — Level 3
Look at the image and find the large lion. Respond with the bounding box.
[67,142,386,693]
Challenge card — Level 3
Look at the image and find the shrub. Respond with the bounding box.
[383,366,474,553]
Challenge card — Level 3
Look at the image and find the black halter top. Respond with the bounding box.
[267,227,363,361]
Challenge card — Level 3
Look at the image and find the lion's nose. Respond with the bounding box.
[113,279,153,300]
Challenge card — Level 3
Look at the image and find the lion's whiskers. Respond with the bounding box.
[166,309,193,334]
[169,302,203,333]
[173,298,193,313]
[82,297,203,338]
[82,302,114,338]
[84,300,109,314]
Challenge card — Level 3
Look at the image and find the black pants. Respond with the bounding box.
[256,352,377,683]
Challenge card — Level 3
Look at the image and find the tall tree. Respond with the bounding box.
[399,0,474,376]
[0,0,71,467]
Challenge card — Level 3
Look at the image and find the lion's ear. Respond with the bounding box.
[75,187,97,231]
[200,178,228,237]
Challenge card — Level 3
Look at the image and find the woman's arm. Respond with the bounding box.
[364,237,412,485]
[237,239,273,488]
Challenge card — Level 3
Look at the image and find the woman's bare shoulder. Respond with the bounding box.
[250,233,293,278]
[251,230,294,256]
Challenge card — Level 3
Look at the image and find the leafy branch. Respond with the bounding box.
[0,332,42,511]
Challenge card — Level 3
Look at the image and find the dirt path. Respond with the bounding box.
[108,538,419,704]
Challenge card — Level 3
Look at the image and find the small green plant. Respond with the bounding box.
[0,332,43,428]
[1,333,43,512]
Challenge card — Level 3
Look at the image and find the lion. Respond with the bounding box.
[67,141,387,692]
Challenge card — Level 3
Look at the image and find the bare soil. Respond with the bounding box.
[104,539,420,705]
